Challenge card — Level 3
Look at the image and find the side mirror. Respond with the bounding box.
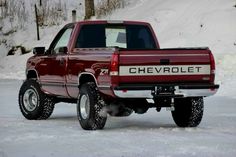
[58,46,68,54]
[33,47,45,55]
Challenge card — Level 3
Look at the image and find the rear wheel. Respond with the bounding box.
[77,82,107,130]
[18,80,55,120]
[171,97,204,127]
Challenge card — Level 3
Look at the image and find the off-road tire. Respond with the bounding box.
[18,80,55,120]
[77,82,107,130]
[172,97,204,127]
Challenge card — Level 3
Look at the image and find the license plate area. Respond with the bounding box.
[151,86,175,97]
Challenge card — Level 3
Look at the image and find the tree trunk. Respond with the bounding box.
[84,0,95,20]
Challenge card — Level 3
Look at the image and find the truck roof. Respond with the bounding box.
[80,20,149,25]
[67,20,151,26]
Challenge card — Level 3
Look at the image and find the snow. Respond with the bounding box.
[0,80,236,157]
[1,0,236,84]
[0,0,236,156]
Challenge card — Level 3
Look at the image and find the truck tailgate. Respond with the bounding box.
[118,48,212,84]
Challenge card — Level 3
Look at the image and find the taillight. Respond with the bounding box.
[209,51,215,83]
[110,53,119,76]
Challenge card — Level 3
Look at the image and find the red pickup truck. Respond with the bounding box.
[18,20,219,130]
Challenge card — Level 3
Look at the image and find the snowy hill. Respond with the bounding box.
[0,0,236,95]
[0,0,236,86]
[107,0,236,98]
[108,0,236,55]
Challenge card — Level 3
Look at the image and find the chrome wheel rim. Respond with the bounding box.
[80,94,90,119]
[23,89,38,111]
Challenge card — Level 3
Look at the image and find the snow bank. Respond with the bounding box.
[0,0,236,96]
[0,53,31,80]
[0,0,85,78]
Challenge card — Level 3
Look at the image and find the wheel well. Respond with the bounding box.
[79,74,96,87]
[27,70,38,80]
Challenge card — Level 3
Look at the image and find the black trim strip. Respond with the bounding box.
[98,87,111,90]
[66,84,78,87]
[41,82,64,87]
[41,82,78,88]
[180,84,219,89]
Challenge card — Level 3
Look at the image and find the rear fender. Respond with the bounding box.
[78,72,98,88]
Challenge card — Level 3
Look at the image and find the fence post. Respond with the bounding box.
[72,10,76,22]
[34,4,40,40]
[121,0,124,8]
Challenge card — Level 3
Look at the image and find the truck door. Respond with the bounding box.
[39,27,73,97]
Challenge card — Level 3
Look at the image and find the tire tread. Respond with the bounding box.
[18,80,54,120]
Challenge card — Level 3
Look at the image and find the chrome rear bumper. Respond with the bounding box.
[113,84,219,98]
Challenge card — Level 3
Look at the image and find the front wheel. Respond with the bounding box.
[171,97,204,127]
[77,82,107,130]
[18,80,55,120]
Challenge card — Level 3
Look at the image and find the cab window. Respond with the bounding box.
[53,28,73,54]
[76,24,156,49]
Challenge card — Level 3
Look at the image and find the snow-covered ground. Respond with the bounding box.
[0,0,236,156]
[0,80,236,157]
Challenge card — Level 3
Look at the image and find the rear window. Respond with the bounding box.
[76,24,157,49]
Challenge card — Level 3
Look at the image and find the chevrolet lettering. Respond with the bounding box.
[18,20,219,130]
[120,65,210,76]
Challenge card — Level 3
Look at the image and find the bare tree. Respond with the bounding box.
[84,0,95,19]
